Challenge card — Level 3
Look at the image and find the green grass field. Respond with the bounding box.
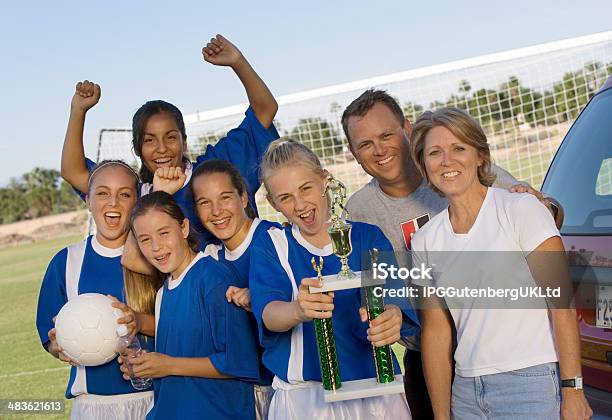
[0,235,80,419]
[0,235,405,419]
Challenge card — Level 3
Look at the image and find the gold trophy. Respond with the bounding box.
[325,175,355,280]
[308,174,403,402]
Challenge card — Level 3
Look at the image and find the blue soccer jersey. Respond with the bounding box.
[82,107,279,248]
[249,221,420,384]
[36,236,153,398]
[203,218,280,288]
[203,218,280,387]
[149,252,260,420]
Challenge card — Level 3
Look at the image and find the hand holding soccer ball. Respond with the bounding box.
[109,295,140,337]
[54,293,124,366]
[47,321,80,366]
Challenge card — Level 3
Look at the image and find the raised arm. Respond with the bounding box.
[203,35,277,128]
[61,80,101,194]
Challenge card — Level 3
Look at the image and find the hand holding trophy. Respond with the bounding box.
[309,174,403,402]
[365,249,396,384]
[311,257,342,391]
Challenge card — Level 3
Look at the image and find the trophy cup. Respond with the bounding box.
[308,174,403,402]
[325,175,355,281]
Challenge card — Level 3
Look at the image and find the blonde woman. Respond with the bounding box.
[249,139,419,419]
[410,108,591,420]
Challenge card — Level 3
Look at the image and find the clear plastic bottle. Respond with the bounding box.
[116,325,152,390]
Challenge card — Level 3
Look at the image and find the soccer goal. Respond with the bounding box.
[96,31,612,223]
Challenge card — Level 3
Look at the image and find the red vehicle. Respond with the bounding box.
[541,75,612,392]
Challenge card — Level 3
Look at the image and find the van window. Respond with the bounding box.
[542,88,612,235]
[596,158,612,196]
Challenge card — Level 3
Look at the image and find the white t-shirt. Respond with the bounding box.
[411,188,560,377]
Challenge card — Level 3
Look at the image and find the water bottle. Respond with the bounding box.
[116,325,152,390]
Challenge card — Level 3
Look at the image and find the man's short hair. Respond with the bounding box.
[341,89,405,142]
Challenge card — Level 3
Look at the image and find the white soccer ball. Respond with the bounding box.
[55,293,123,366]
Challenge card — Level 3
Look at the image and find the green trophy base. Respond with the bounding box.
[323,374,404,403]
[309,270,400,400]
[308,271,383,294]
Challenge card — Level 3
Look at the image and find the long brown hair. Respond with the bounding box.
[190,159,257,219]
[126,191,198,315]
[130,191,199,252]
[131,101,188,184]
[123,268,163,315]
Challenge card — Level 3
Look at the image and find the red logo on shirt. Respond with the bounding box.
[401,214,430,249]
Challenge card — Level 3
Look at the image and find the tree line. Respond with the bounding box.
[425,61,612,132]
[195,61,611,162]
[3,62,610,226]
[0,168,84,225]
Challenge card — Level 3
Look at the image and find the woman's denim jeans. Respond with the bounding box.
[451,362,560,419]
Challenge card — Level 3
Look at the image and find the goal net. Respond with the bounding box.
[97,31,612,223]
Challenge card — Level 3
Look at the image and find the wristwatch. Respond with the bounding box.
[542,195,564,230]
[561,376,583,390]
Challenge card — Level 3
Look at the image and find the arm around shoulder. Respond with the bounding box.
[121,231,157,275]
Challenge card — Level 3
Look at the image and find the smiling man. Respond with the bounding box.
[341,89,519,419]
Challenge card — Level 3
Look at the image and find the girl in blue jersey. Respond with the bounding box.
[36,160,159,419]
[250,139,419,419]
[128,191,260,420]
[60,34,279,248]
[190,159,279,419]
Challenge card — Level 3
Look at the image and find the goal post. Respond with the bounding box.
[96,31,612,222]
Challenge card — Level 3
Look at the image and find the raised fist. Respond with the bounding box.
[71,80,101,113]
[202,34,244,67]
[153,166,187,195]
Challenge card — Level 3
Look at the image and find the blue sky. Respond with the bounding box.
[1,0,611,185]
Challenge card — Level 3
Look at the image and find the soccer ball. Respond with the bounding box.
[55,293,124,366]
